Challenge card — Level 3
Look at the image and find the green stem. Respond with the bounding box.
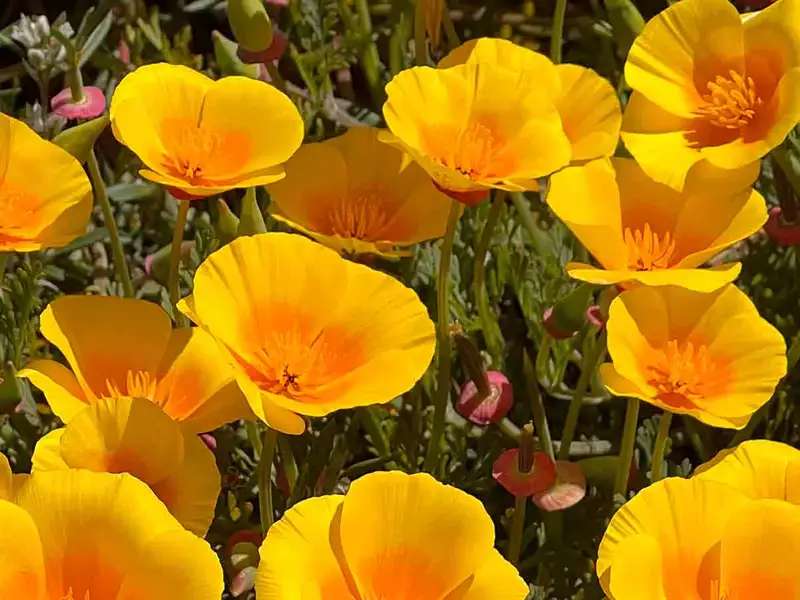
[354,0,384,106]
[86,151,134,298]
[66,54,86,103]
[423,201,461,472]
[265,62,288,94]
[472,193,504,360]
[359,406,391,460]
[168,199,190,320]
[535,334,552,387]
[614,398,640,497]
[524,351,555,461]
[558,331,606,460]
[441,1,460,50]
[511,192,552,258]
[651,411,673,482]
[507,495,527,566]
[258,427,279,535]
[550,0,568,64]
[246,421,263,459]
[414,0,428,66]
[0,253,8,281]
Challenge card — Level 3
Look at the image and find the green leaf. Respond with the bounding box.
[107,182,159,203]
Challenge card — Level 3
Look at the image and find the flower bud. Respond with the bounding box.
[532,460,587,511]
[51,115,109,164]
[228,0,274,55]
[543,284,594,339]
[456,370,513,426]
[765,206,800,247]
[493,425,557,497]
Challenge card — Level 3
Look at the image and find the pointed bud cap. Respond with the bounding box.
[51,86,106,120]
[493,448,557,497]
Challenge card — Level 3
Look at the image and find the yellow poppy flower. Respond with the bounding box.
[382,39,572,204]
[621,0,800,190]
[31,395,219,536]
[597,476,800,599]
[0,113,92,252]
[0,457,223,599]
[109,63,304,199]
[18,295,251,432]
[439,37,622,162]
[256,471,528,599]
[267,127,453,257]
[547,157,767,291]
[178,232,436,435]
[694,439,800,503]
[599,284,786,429]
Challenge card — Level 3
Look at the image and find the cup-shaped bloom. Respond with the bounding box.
[597,475,800,599]
[439,37,622,163]
[18,295,251,433]
[0,458,223,599]
[267,127,452,257]
[109,63,304,199]
[694,439,800,503]
[178,233,436,435]
[31,396,219,536]
[0,113,92,252]
[382,40,572,202]
[622,0,800,191]
[599,285,786,428]
[256,471,528,599]
[547,158,767,291]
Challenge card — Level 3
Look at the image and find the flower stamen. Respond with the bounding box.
[328,187,393,240]
[646,340,727,409]
[623,223,676,270]
[695,70,762,129]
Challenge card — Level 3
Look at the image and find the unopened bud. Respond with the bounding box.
[228,0,274,55]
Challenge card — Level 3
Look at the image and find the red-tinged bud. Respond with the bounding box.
[230,566,257,597]
[457,370,513,425]
[764,206,800,246]
[51,86,106,120]
[223,530,262,562]
[432,180,490,206]
[586,305,605,329]
[493,449,556,497]
[532,460,587,512]
[199,432,217,451]
[543,284,595,339]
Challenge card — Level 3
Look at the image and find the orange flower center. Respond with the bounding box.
[160,118,250,184]
[425,120,511,182]
[646,340,728,409]
[0,182,43,240]
[61,589,91,600]
[623,224,676,270]
[328,187,393,240]
[235,309,365,403]
[105,370,159,401]
[695,70,763,129]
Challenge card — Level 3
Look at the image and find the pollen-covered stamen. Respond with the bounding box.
[646,340,726,408]
[441,121,504,180]
[623,223,676,270]
[328,188,393,240]
[696,70,762,129]
[0,183,41,234]
[161,119,224,183]
[62,587,91,600]
[105,370,158,401]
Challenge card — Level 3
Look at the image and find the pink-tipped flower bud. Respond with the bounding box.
[457,370,513,425]
[586,305,605,329]
[764,206,800,246]
[51,86,106,120]
[532,460,587,512]
[493,448,557,497]
[543,283,594,339]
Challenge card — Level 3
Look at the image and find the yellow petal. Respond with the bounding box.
[16,358,86,422]
[57,396,185,485]
[0,113,92,252]
[719,500,800,599]
[255,495,356,599]
[16,470,223,599]
[150,431,220,536]
[338,471,496,599]
[0,453,11,500]
[36,296,172,405]
[0,500,45,599]
[455,549,529,600]
[30,430,70,472]
[556,64,621,160]
[694,439,800,503]
[625,0,744,117]
[156,327,252,433]
[743,0,800,79]
[546,159,627,268]
[180,233,435,428]
[566,262,741,292]
[597,477,749,599]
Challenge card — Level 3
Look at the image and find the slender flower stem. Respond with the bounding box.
[258,427,279,535]
[86,151,134,298]
[524,351,555,461]
[423,201,461,472]
[472,193,504,360]
[550,0,568,64]
[168,199,190,321]
[441,1,460,50]
[354,0,384,105]
[0,253,8,280]
[535,334,553,386]
[414,0,428,66]
[558,331,606,460]
[614,398,640,497]
[651,411,673,482]
[507,495,527,565]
